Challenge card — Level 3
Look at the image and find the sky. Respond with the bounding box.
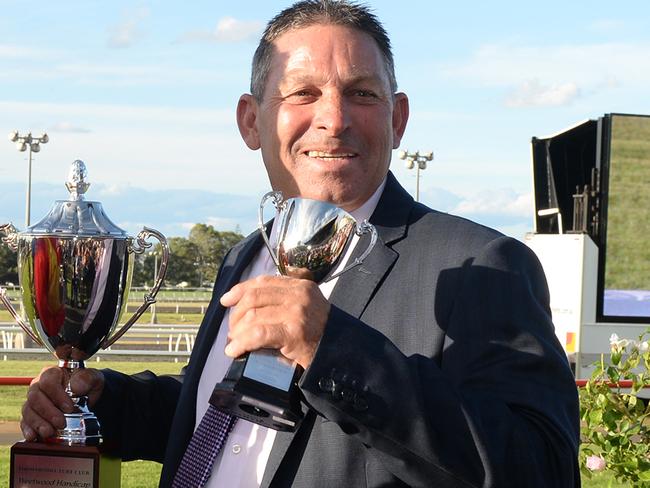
[1,0,649,239]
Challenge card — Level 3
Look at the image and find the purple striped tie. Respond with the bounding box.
[172,405,238,488]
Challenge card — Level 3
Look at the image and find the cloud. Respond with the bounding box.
[179,17,263,43]
[0,61,225,87]
[442,41,650,102]
[49,121,92,133]
[450,189,533,219]
[505,79,580,107]
[204,216,244,232]
[0,100,232,127]
[0,44,63,60]
[589,19,626,34]
[96,184,132,196]
[107,7,150,48]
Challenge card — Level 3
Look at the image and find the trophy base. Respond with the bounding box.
[211,351,304,432]
[10,441,120,488]
[48,395,102,446]
[50,410,102,446]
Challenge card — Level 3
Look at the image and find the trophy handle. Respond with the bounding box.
[0,287,43,344]
[259,191,284,269]
[327,220,377,280]
[101,227,170,348]
[0,223,42,344]
[0,223,19,251]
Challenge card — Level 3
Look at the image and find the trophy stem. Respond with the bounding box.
[49,360,102,446]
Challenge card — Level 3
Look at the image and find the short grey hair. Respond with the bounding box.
[251,0,397,101]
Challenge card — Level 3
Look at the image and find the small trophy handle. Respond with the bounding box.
[327,220,377,280]
[101,227,170,348]
[259,191,284,269]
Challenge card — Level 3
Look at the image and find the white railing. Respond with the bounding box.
[0,323,198,358]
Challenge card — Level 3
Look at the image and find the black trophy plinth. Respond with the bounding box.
[210,350,304,432]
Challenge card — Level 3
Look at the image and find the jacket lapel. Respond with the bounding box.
[329,172,411,315]
[261,172,414,487]
[160,230,265,486]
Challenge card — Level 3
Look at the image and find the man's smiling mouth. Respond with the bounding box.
[306,151,357,159]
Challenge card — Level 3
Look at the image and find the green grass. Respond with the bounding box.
[0,360,184,422]
[583,471,633,487]
[0,361,178,486]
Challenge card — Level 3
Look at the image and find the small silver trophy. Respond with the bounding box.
[210,191,377,431]
[0,160,169,446]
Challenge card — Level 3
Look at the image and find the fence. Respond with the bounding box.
[0,323,198,361]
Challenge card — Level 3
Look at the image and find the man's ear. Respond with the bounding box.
[391,92,409,149]
[237,94,261,150]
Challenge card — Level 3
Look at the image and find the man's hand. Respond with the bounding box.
[220,275,330,369]
[20,366,105,441]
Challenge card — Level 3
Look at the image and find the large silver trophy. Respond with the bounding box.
[210,191,377,431]
[0,160,169,446]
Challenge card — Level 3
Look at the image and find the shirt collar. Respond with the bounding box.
[349,176,387,223]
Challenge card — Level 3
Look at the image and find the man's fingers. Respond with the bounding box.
[224,308,286,358]
[228,285,293,326]
[19,420,37,442]
[21,400,60,440]
[220,275,279,306]
[20,366,105,443]
[33,367,74,413]
[221,275,329,368]
[69,368,105,406]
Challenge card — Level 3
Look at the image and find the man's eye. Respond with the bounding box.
[354,90,377,98]
[285,90,317,103]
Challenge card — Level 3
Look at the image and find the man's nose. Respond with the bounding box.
[313,92,350,136]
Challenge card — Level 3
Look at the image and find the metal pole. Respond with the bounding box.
[10,131,48,228]
[398,150,432,203]
[25,147,32,227]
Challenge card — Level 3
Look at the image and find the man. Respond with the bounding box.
[21,1,580,486]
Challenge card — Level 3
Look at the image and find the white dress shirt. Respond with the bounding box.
[197,179,386,487]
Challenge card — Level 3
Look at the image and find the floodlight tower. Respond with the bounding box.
[8,131,49,227]
[398,149,433,202]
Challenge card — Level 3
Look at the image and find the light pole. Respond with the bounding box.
[194,252,204,289]
[8,131,49,227]
[398,149,433,202]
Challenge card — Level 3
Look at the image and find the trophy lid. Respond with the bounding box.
[24,160,129,238]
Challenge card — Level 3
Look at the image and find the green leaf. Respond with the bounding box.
[590,408,603,425]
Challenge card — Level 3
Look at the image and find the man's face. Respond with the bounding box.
[237,23,409,211]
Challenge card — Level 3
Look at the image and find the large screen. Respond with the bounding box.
[601,114,650,319]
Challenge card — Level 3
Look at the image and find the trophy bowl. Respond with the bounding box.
[210,191,376,431]
[0,160,169,446]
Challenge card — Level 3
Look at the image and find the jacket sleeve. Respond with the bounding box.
[298,236,580,487]
[92,368,184,462]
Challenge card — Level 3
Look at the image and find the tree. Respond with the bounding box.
[128,225,244,288]
[188,224,243,286]
[162,237,200,287]
[0,244,18,285]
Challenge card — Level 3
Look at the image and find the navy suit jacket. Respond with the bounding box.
[95,172,580,487]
